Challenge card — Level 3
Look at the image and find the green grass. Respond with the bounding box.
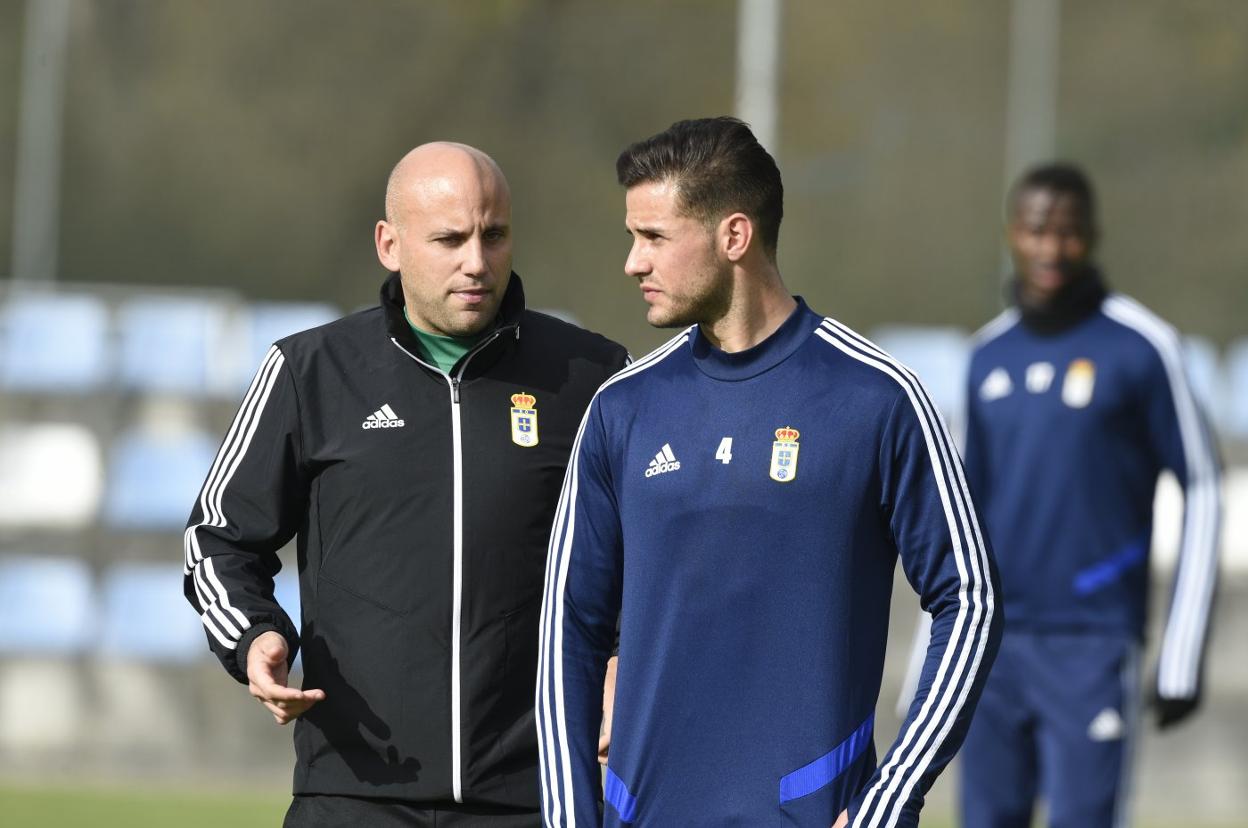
[0,784,289,828]
[1,785,1235,828]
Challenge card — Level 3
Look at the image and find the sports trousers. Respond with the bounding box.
[959,630,1140,828]
[283,795,541,827]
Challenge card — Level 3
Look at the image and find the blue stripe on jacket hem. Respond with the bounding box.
[1072,537,1148,595]
[605,766,638,822]
[779,712,875,804]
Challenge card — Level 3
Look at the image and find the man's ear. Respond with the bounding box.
[720,212,753,263]
[375,220,401,272]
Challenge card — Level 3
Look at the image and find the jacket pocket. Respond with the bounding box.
[317,567,409,616]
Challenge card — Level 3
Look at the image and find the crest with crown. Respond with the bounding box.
[511,393,536,410]
[774,426,800,443]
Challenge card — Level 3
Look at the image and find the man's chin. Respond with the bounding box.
[646,305,694,330]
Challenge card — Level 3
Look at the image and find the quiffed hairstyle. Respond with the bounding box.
[1008,161,1097,223]
[616,116,784,259]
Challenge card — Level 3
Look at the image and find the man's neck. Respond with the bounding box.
[1012,267,1108,335]
[699,264,796,353]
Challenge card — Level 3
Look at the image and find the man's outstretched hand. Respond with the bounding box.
[247,631,325,725]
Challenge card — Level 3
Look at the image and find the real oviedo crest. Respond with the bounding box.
[769,426,800,483]
[510,393,539,447]
[1061,359,1096,409]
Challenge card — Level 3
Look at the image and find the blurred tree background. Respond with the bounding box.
[1,0,1245,351]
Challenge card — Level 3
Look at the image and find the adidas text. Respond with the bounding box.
[363,418,406,429]
[363,404,405,429]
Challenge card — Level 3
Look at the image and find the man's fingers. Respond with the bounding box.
[260,692,324,725]
[251,682,324,704]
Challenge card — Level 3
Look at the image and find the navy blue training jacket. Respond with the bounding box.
[538,299,1002,827]
[965,291,1221,701]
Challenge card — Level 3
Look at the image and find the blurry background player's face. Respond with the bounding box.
[623,180,731,329]
[1008,187,1096,306]
[379,162,513,338]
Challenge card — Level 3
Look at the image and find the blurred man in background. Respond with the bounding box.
[182,142,628,827]
[537,116,1001,827]
[958,162,1222,827]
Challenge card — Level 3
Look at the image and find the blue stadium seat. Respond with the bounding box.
[103,426,218,530]
[97,562,205,663]
[1225,338,1248,441]
[869,325,971,425]
[238,302,338,391]
[116,296,230,396]
[0,555,95,655]
[0,293,110,392]
[1182,336,1223,430]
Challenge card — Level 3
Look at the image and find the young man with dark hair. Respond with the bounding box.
[957,162,1222,827]
[537,117,1002,828]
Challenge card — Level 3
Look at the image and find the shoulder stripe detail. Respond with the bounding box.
[816,319,996,828]
[971,307,1020,345]
[1102,296,1221,697]
[537,329,691,827]
[182,345,287,649]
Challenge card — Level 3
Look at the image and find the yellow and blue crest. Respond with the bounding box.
[510,392,539,447]
[769,426,800,483]
[1061,358,1096,409]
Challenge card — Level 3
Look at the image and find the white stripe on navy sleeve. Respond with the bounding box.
[537,331,690,827]
[816,320,996,828]
[1103,296,1221,699]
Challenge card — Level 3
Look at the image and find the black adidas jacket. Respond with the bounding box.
[183,272,628,808]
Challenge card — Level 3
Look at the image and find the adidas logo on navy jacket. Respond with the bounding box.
[538,299,1002,827]
[643,443,680,477]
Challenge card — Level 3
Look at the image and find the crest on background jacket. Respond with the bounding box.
[1062,359,1096,408]
[769,426,800,483]
[510,393,539,447]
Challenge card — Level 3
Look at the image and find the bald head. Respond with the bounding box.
[374,142,514,337]
[384,142,510,226]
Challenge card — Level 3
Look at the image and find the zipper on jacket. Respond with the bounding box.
[390,328,510,804]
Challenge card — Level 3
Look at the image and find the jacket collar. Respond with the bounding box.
[1011,266,1108,336]
[380,271,526,372]
[690,297,816,381]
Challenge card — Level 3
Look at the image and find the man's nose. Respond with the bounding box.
[1036,232,1063,260]
[462,236,487,276]
[624,242,648,277]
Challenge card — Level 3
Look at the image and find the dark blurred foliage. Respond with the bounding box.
[0,0,1245,354]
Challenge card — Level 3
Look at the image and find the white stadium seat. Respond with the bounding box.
[0,423,103,530]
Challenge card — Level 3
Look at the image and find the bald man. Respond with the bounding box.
[184,142,629,826]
